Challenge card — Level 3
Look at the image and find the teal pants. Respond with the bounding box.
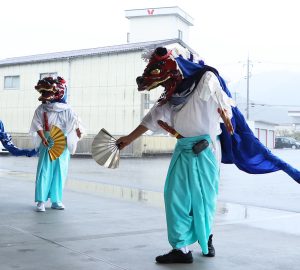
[164,135,219,254]
[35,132,70,203]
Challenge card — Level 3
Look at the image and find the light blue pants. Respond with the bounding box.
[35,132,70,203]
[164,135,219,255]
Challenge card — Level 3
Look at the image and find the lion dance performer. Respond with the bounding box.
[116,47,300,264]
[30,76,83,212]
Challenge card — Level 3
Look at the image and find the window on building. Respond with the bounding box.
[40,72,58,79]
[4,75,20,90]
[178,29,183,40]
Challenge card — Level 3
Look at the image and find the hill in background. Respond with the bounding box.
[229,70,300,125]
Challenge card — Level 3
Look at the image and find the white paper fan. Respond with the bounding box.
[91,128,120,169]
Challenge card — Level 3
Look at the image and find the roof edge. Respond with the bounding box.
[0,39,197,66]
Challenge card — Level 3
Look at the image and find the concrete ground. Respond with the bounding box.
[0,152,300,269]
[1,149,300,211]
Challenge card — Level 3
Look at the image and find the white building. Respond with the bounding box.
[1,6,280,155]
[254,121,276,149]
[0,6,196,156]
[0,39,196,156]
[241,120,275,149]
[288,111,300,131]
[125,6,193,44]
[233,99,300,149]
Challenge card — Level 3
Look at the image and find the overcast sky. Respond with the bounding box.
[1,0,300,82]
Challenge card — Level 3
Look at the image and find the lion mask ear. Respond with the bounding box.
[153,47,172,61]
[154,47,168,56]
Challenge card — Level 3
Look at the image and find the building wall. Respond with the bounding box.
[254,121,275,149]
[69,52,144,135]
[289,115,300,131]
[129,16,190,43]
[0,61,69,133]
[0,52,145,134]
[0,43,193,156]
[141,135,176,154]
[0,51,148,155]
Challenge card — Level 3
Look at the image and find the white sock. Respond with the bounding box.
[179,246,189,254]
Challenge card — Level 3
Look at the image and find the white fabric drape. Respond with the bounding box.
[141,71,235,163]
[30,103,85,154]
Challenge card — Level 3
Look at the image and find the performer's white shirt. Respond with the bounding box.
[141,71,235,163]
[30,103,84,154]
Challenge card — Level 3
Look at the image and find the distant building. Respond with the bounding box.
[231,92,300,148]
[288,111,300,131]
[0,38,197,156]
[254,121,276,149]
[125,6,193,44]
[1,5,283,154]
[0,6,198,156]
[243,119,275,149]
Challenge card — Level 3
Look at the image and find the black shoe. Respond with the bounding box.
[156,249,193,264]
[203,234,215,257]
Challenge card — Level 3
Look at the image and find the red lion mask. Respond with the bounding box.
[136,47,183,104]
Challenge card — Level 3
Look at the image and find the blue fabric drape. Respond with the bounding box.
[175,56,300,184]
[0,120,37,157]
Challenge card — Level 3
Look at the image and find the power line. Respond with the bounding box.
[255,61,300,66]
[238,102,300,108]
[218,60,300,66]
[251,103,300,108]
[246,56,251,120]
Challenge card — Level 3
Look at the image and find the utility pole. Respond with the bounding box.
[246,55,251,120]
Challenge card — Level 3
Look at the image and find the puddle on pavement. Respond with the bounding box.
[216,201,300,235]
[2,168,300,235]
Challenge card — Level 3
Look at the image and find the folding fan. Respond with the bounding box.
[91,128,120,169]
[48,125,66,161]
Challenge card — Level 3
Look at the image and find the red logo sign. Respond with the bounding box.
[147,9,154,15]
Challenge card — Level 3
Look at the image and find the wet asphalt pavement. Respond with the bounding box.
[0,149,300,270]
[1,149,299,212]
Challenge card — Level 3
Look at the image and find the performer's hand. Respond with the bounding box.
[37,130,49,146]
[116,135,133,150]
[42,138,49,147]
[76,128,82,139]
[218,108,234,135]
[116,125,148,150]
